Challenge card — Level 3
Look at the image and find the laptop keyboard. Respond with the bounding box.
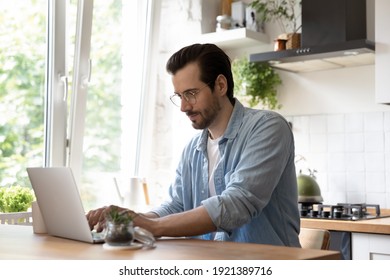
[92,231,105,242]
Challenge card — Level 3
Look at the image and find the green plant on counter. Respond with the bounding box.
[0,185,35,213]
[232,56,282,110]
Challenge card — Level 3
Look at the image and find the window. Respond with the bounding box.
[1,0,156,212]
[68,0,156,210]
[0,0,47,188]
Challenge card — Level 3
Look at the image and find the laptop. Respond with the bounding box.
[26,167,104,244]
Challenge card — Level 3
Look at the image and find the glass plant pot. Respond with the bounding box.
[104,221,134,246]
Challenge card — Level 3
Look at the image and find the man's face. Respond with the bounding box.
[172,63,221,130]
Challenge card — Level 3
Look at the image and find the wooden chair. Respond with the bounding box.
[299,227,331,250]
[0,211,33,226]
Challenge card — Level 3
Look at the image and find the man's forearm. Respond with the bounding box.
[135,206,216,237]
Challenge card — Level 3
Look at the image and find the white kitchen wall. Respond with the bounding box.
[148,0,390,209]
[286,110,390,207]
[278,64,390,208]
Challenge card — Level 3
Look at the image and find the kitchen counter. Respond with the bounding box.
[301,210,390,260]
[0,224,340,260]
[301,209,390,235]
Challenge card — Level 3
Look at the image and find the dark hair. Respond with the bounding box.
[166,43,235,104]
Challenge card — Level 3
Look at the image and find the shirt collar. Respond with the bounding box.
[196,98,245,151]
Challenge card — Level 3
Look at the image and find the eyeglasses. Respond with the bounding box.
[169,83,210,107]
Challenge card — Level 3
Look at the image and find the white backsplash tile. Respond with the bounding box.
[385,132,390,152]
[293,132,310,154]
[345,113,364,133]
[346,153,365,172]
[328,133,345,152]
[364,131,385,152]
[365,172,386,192]
[327,114,344,133]
[324,191,347,205]
[346,192,366,203]
[328,172,346,191]
[293,111,389,208]
[306,153,327,173]
[345,133,364,152]
[386,153,390,192]
[327,153,346,172]
[310,133,327,153]
[386,193,390,208]
[292,116,310,132]
[364,152,385,172]
[364,112,384,132]
[346,172,365,192]
[309,115,327,133]
[384,112,390,132]
[366,192,387,207]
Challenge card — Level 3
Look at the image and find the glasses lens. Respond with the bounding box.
[170,86,206,107]
[170,93,196,106]
[185,93,196,104]
[170,94,181,106]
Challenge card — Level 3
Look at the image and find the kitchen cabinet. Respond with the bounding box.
[375,0,390,104]
[301,213,390,260]
[352,233,390,260]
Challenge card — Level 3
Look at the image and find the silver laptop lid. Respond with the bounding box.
[27,167,95,243]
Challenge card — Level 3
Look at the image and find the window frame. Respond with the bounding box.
[63,0,158,187]
[45,0,69,167]
[67,0,94,183]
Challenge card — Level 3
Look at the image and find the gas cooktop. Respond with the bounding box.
[299,203,388,221]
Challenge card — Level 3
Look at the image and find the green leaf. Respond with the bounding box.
[0,186,35,212]
[232,56,282,110]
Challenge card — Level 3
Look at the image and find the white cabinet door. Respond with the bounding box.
[375,0,390,104]
[352,233,390,260]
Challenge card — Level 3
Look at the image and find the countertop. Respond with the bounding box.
[301,209,390,235]
[0,224,340,260]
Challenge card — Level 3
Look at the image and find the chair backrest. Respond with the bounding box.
[299,227,330,250]
[0,212,33,225]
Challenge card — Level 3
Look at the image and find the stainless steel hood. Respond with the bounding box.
[250,39,375,73]
[249,0,375,73]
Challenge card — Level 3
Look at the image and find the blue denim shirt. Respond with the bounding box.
[153,99,301,247]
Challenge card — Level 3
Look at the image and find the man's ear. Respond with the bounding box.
[215,74,228,96]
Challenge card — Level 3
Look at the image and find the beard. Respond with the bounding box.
[188,95,221,130]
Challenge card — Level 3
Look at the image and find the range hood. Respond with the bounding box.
[249,0,375,73]
[250,39,375,72]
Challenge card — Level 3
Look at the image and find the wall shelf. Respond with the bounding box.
[199,28,269,51]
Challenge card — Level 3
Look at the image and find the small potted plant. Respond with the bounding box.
[232,56,282,110]
[104,206,135,246]
[0,185,35,213]
[250,0,301,49]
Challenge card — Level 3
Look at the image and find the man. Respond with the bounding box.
[87,43,301,247]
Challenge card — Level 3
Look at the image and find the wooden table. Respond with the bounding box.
[0,225,340,260]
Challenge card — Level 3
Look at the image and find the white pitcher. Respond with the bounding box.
[113,177,150,212]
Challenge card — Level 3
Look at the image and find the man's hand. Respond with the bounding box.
[86,205,133,232]
[87,205,215,238]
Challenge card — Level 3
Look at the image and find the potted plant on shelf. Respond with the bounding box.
[249,0,301,49]
[232,55,282,110]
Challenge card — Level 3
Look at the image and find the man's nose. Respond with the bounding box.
[180,98,192,111]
